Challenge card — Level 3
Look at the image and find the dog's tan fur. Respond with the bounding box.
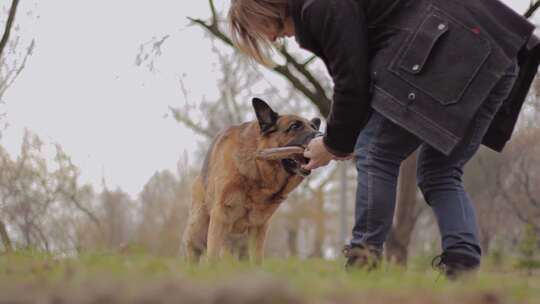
[182,100,319,263]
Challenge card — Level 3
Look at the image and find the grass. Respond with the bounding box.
[0,250,538,303]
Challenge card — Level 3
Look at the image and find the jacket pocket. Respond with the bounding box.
[390,9,492,105]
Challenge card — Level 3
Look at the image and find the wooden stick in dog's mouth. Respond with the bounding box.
[255,146,305,160]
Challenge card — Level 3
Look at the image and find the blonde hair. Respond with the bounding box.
[228,0,289,66]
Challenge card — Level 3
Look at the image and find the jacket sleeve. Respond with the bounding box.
[301,0,371,156]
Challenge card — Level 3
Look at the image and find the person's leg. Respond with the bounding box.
[350,111,421,260]
[417,60,519,278]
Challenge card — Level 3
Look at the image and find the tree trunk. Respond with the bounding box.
[310,190,326,258]
[0,220,13,252]
[286,226,298,257]
[385,152,419,265]
[480,230,492,255]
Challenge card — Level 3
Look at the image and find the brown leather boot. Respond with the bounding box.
[342,244,381,272]
[431,251,480,280]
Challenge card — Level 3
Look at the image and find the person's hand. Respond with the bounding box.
[302,137,333,171]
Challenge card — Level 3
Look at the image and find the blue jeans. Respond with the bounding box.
[351,61,519,262]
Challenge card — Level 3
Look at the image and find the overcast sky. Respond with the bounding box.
[0,0,535,196]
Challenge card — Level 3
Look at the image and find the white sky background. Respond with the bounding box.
[0,0,535,197]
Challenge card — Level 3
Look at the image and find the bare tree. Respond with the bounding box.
[0,0,20,252]
[497,129,540,233]
[464,147,513,254]
[264,167,340,258]
[0,132,62,249]
[137,160,195,256]
[0,219,11,252]
[189,2,334,113]
[462,127,540,255]
[0,0,34,102]
[308,168,340,258]
[97,187,135,250]
[0,131,99,251]
[385,155,425,264]
[170,47,266,142]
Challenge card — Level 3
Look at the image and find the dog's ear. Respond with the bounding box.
[311,118,321,131]
[252,98,278,134]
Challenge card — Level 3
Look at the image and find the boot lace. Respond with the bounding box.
[431,252,448,272]
[431,252,449,281]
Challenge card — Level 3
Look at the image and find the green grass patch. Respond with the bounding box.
[0,251,538,303]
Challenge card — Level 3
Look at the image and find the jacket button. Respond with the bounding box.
[408,92,416,100]
[438,23,446,30]
[412,64,420,71]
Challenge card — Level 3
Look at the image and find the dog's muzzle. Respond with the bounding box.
[282,131,323,177]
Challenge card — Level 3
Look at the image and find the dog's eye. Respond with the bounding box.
[287,121,303,132]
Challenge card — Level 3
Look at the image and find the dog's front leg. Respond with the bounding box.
[207,188,246,262]
[248,223,269,265]
[206,212,231,262]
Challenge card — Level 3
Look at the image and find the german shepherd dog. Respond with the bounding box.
[183,98,321,263]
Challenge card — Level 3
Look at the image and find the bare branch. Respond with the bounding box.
[495,165,538,229]
[525,0,540,18]
[0,0,20,59]
[209,0,218,25]
[66,191,102,232]
[169,106,215,139]
[188,17,233,46]
[517,157,540,208]
[188,10,331,116]
[277,47,331,114]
